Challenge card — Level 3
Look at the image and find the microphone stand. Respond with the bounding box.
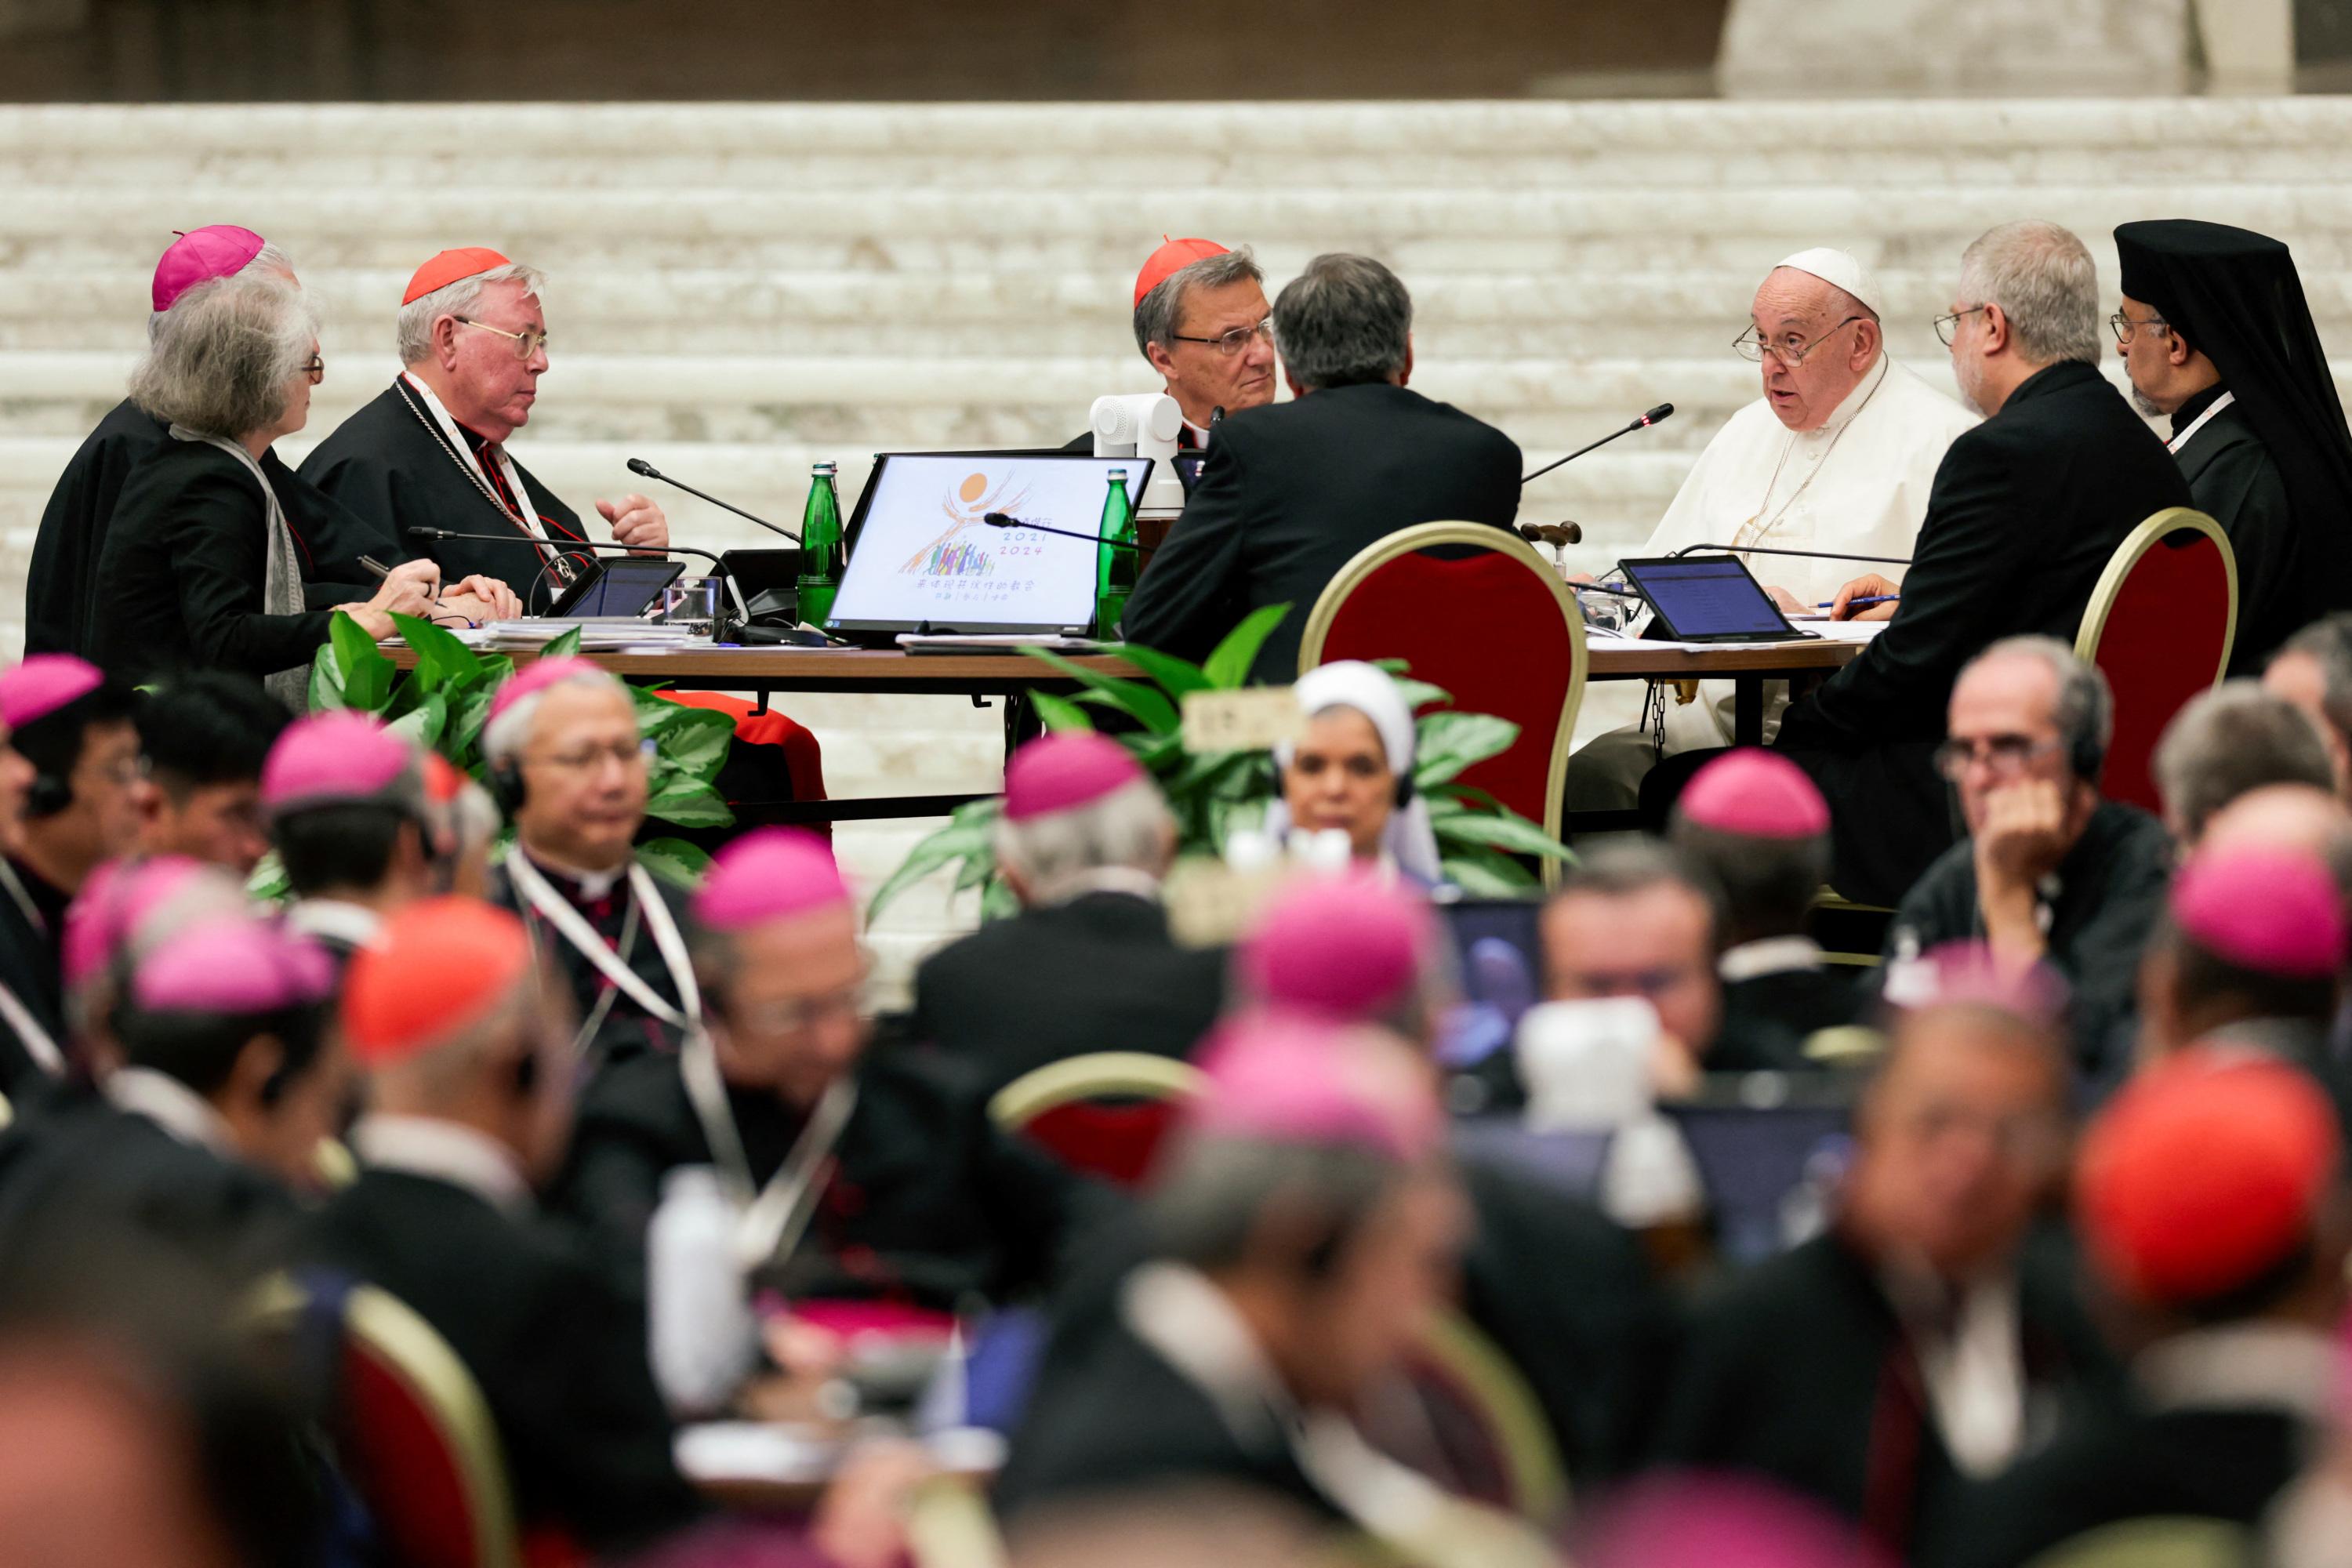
[980,513,1143,550]
[1523,403,1675,486]
[626,459,801,543]
[403,528,750,630]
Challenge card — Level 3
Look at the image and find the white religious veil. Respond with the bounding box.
[1265,662,1444,886]
[169,426,309,711]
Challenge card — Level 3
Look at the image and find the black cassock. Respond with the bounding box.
[909,891,1228,1094]
[488,856,698,1064]
[301,1167,702,1556]
[2170,388,2304,673]
[1718,964,1875,1069]
[302,379,592,614]
[29,397,397,662]
[1757,361,2192,906]
[1651,1224,2117,1559]
[555,1040,1108,1310]
[0,859,68,1091]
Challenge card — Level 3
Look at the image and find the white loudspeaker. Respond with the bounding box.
[1089,393,1189,515]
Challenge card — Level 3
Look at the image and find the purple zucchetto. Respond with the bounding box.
[260,712,419,818]
[151,224,267,314]
[0,654,103,731]
[1677,749,1831,840]
[129,914,335,1016]
[691,828,850,931]
[1237,872,1436,1021]
[1187,1016,1442,1163]
[63,855,245,993]
[1001,732,1148,823]
[2172,845,2348,981]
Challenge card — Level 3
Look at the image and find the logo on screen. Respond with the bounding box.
[899,470,1033,579]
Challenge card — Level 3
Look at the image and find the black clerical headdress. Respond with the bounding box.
[2115,218,2352,591]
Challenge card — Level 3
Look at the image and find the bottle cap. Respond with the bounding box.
[1106,467,1128,479]
[811,461,837,475]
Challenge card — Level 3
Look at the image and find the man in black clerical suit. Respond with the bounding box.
[481,659,698,1062]
[557,829,1102,1314]
[1060,238,1278,454]
[0,911,342,1287]
[307,897,701,1559]
[910,733,1223,1094]
[1122,253,1520,684]
[302,248,666,615]
[1654,994,2113,1561]
[0,658,143,1080]
[1933,1051,2344,1568]
[1667,222,2191,906]
[1671,750,1873,1065]
[2114,220,2352,675]
[1878,639,2171,1080]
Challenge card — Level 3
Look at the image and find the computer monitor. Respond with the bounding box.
[826,453,1151,637]
[1617,554,1812,643]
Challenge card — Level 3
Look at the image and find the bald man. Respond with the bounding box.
[1570,249,1976,809]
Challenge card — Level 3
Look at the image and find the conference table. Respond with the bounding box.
[394,637,1864,827]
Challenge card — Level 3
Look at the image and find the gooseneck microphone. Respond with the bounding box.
[625,458,800,543]
[1665,541,1912,567]
[982,512,1142,550]
[1522,403,1674,486]
[405,527,729,572]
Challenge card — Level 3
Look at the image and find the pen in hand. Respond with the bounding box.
[1815,594,1899,610]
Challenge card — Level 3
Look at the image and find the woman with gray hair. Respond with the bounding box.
[93,272,447,707]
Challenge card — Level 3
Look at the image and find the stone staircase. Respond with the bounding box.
[5,98,2352,996]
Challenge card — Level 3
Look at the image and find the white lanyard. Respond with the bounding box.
[2167,389,2238,455]
[506,852,699,1035]
[401,372,544,535]
[0,977,60,1078]
[0,862,46,937]
[680,1034,858,1271]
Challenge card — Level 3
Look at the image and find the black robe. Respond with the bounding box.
[908,891,1227,1094]
[92,440,390,688]
[30,398,399,662]
[2170,387,2309,674]
[488,855,697,1064]
[300,1166,702,1556]
[1763,361,2194,905]
[1718,963,1875,1069]
[0,860,68,1090]
[554,1040,1107,1311]
[301,379,591,614]
[1651,1224,2116,1559]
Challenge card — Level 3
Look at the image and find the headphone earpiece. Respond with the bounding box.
[1395,769,1415,810]
[488,758,526,814]
[24,771,71,819]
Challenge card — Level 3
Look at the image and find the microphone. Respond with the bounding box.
[1664,542,1911,567]
[982,512,1142,550]
[625,458,800,543]
[405,527,729,572]
[1522,404,1673,486]
[1210,405,1225,429]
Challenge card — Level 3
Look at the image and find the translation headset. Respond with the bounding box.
[488,756,528,814]
[24,767,72,820]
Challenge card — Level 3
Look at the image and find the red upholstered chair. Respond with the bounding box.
[659,691,830,837]
[2073,507,2237,813]
[1381,1311,1570,1526]
[1298,523,1588,887]
[987,1052,1206,1188]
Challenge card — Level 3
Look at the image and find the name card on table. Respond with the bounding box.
[1181,687,1302,753]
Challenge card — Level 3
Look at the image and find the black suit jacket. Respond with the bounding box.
[488,858,698,1064]
[1773,361,2192,904]
[301,1167,701,1555]
[2172,391,2309,675]
[302,380,590,613]
[1120,383,1522,683]
[1716,966,1874,1071]
[93,440,390,688]
[555,1042,1108,1310]
[1653,1225,2115,1559]
[909,892,1226,1094]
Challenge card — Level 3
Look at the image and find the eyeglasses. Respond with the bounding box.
[299,354,325,384]
[1900,1101,2065,1166]
[730,975,868,1036]
[1733,315,1865,367]
[455,315,550,360]
[1932,733,2063,782]
[1171,317,1275,356]
[2108,310,2169,346]
[525,736,655,775]
[1933,306,1991,347]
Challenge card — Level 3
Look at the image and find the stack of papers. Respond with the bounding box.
[898,633,1104,654]
[480,619,708,652]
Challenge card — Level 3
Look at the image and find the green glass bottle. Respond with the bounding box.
[1094,467,1137,637]
[796,460,844,626]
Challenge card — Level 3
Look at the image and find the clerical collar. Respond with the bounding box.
[106,1066,234,1156]
[351,1113,535,1216]
[518,844,628,902]
[286,898,384,952]
[1183,418,1210,449]
[2137,1322,2335,1421]
[2170,381,2231,438]
[1719,935,1823,982]
[1042,866,1164,907]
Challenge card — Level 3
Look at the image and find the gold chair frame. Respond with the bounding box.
[2072,506,2238,679]
[987,1051,1207,1131]
[1297,523,1588,891]
[1415,1308,1570,1526]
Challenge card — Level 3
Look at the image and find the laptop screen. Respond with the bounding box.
[550,557,684,619]
[829,454,1151,634]
[1619,555,1795,639]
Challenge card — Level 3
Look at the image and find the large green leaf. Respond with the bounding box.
[447,681,499,770]
[1443,845,1541,895]
[1387,675,1452,714]
[1104,643,1213,699]
[329,612,397,713]
[539,625,584,660]
[643,780,735,829]
[387,692,450,753]
[1201,604,1291,689]
[1021,648,1179,734]
[1432,809,1573,861]
[308,639,348,713]
[637,837,712,889]
[866,815,996,924]
[391,612,484,694]
[978,877,1020,923]
[653,706,735,782]
[1414,711,1520,786]
[1028,691,1097,732]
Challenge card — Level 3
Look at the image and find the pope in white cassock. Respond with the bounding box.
[1568,248,1978,809]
